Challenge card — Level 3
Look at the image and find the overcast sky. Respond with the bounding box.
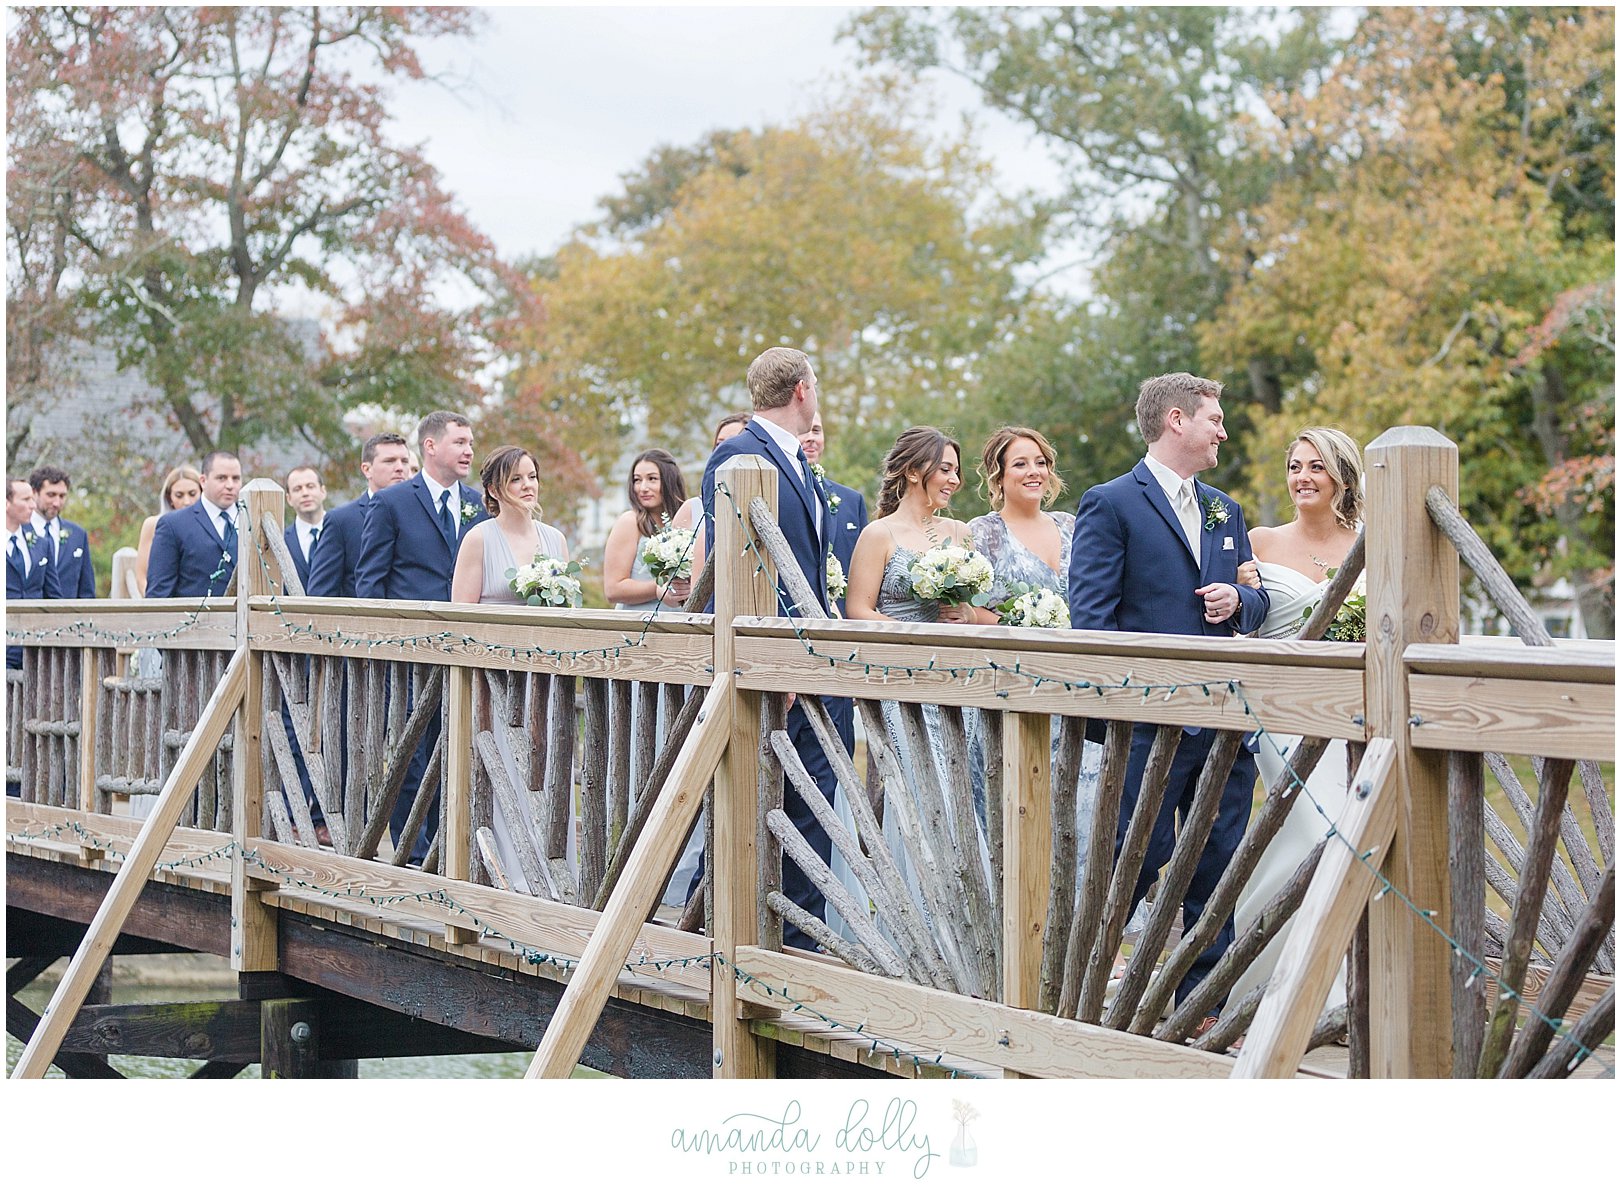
[385,4,1069,264]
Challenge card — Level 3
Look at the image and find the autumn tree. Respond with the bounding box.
[512,87,1041,494]
[6,6,535,465]
[844,5,1341,489]
[1204,6,1615,634]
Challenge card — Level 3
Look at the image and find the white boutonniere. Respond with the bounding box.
[810,462,841,513]
[459,500,480,524]
[21,529,36,546]
[1202,495,1230,532]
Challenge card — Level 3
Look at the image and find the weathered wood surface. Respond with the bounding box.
[4,603,238,649]
[1407,674,1614,761]
[732,626,1365,737]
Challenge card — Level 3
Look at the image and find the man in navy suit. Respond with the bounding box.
[29,465,96,599]
[799,413,868,618]
[146,451,243,599]
[282,464,328,590]
[307,432,411,599]
[8,478,61,671]
[1068,372,1269,1015]
[355,411,488,862]
[700,347,854,950]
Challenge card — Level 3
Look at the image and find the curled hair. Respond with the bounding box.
[1135,372,1222,443]
[876,426,961,520]
[979,426,1064,511]
[160,465,203,511]
[627,449,688,539]
[480,445,539,517]
[1291,427,1364,530]
[29,464,70,491]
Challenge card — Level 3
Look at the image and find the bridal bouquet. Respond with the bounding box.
[980,581,1069,628]
[642,523,697,584]
[1313,569,1367,642]
[508,554,583,608]
[826,551,847,600]
[908,544,994,607]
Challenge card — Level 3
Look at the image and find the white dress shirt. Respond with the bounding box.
[421,472,460,528]
[1143,453,1200,558]
[29,512,61,564]
[295,517,323,562]
[200,496,237,546]
[755,415,822,535]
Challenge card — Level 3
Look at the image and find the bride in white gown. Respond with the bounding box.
[1227,427,1364,1010]
[452,445,577,895]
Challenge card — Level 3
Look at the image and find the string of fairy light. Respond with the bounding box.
[3,486,1610,1076]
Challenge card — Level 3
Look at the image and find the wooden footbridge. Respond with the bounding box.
[6,428,1614,1079]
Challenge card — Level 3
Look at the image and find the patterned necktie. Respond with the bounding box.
[438,489,456,545]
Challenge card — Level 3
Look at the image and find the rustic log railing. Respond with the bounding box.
[7,430,1613,1080]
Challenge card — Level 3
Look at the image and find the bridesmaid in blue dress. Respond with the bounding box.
[966,427,1103,863]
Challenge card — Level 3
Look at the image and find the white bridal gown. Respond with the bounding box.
[1227,560,1352,1010]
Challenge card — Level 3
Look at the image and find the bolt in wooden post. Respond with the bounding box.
[1363,426,1459,1078]
[712,456,781,1079]
[233,480,282,974]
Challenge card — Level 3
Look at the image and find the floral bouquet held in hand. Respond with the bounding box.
[1308,569,1367,642]
[642,523,698,586]
[908,543,994,608]
[826,552,847,600]
[977,580,1069,628]
[508,554,584,608]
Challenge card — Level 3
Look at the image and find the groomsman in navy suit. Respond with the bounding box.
[1068,372,1269,1017]
[282,464,328,590]
[799,413,868,618]
[8,478,60,671]
[701,347,854,950]
[307,432,412,599]
[146,451,243,599]
[355,411,488,862]
[28,465,96,599]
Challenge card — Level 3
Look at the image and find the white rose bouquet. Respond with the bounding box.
[507,554,583,608]
[980,581,1068,628]
[1307,568,1367,642]
[907,543,994,607]
[826,552,847,599]
[641,523,697,584]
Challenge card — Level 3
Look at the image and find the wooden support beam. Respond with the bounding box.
[77,649,100,814]
[57,999,263,1062]
[1000,711,1050,1076]
[1234,738,1398,1078]
[525,675,733,1078]
[442,666,475,944]
[708,455,781,1081]
[11,646,247,1079]
[1362,425,1459,1079]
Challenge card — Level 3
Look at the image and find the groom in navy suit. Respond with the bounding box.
[355,411,488,862]
[701,347,854,950]
[1068,372,1269,1015]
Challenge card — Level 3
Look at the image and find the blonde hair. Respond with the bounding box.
[1290,427,1363,530]
[980,426,1064,511]
[160,465,203,511]
[745,347,811,411]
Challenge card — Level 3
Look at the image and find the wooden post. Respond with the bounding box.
[443,665,475,944]
[711,456,780,1079]
[1001,711,1050,1078]
[77,649,100,817]
[233,480,281,975]
[1363,426,1459,1078]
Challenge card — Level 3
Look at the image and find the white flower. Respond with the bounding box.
[459,501,480,524]
[1004,587,1069,628]
[642,523,697,583]
[826,552,847,599]
[507,553,583,607]
[907,544,994,606]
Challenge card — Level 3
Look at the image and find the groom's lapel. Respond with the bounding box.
[1195,480,1214,574]
[750,423,819,531]
[1133,462,1195,560]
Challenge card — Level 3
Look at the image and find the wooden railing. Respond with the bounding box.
[7,428,1613,1080]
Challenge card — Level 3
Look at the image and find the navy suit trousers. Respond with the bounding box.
[1117,723,1256,1011]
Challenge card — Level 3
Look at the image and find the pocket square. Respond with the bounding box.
[1222,536,1234,551]
[72,548,83,558]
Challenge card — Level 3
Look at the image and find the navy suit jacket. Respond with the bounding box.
[8,527,60,667]
[701,419,831,616]
[34,517,95,598]
[307,492,373,598]
[284,522,316,589]
[354,476,489,602]
[146,501,237,600]
[1068,461,1268,637]
[824,481,868,615]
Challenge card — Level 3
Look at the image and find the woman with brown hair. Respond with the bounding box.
[451,445,571,605]
[603,448,700,614]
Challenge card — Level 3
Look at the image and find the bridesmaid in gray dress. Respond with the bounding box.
[846,427,986,971]
[967,428,1106,892]
[451,446,574,894]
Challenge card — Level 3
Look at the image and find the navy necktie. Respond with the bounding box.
[438,490,456,545]
[221,511,237,558]
[308,525,320,560]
